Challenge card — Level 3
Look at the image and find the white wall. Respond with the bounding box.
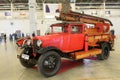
[75,9,120,17]
[37,18,61,35]
[0,18,60,36]
[0,19,30,36]
[108,17,120,36]
[0,16,120,37]
[0,9,120,37]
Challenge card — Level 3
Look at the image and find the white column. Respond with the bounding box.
[103,0,106,17]
[10,1,13,18]
[42,0,45,21]
[29,0,37,36]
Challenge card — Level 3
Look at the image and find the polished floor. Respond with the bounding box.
[0,37,120,80]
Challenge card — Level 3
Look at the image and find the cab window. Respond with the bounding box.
[71,26,82,34]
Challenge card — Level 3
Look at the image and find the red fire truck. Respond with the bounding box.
[17,11,115,77]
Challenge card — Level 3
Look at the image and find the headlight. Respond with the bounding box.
[26,39,31,45]
[37,40,42,47]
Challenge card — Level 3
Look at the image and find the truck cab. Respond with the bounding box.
[33,22,85,53]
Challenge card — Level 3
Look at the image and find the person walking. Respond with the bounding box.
[9,34,13,41]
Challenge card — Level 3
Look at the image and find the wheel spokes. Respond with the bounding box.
[43,55,57,72]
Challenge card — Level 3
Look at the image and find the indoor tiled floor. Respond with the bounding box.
[0,37,120,80]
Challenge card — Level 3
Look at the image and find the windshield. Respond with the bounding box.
[50,25,68,33]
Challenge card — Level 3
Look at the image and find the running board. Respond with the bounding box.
[74,49,102,60]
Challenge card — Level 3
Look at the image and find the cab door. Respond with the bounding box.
[69,24,85,51]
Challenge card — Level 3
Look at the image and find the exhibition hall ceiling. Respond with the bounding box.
[0,0,119,3]
[0,0,28,3]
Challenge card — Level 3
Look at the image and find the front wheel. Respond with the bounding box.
[38,51,61,77]
[19,50,36,68]
[97,43,110,60]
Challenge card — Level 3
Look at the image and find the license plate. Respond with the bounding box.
[21,54,29,60]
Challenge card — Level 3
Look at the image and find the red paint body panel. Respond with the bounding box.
[35,34,67,52]
[34,33,84,52]
[34,23,85,53]
[68,33,84,52]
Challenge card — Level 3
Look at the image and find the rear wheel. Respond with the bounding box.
[97,43,110,60]
[76,59,84,63]
[38,51,61,77]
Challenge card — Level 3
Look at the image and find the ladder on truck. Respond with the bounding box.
[55,11,113,26]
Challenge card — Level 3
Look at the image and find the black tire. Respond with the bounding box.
[76,59,84,63]
[38,51,61,77]
[97,43,110,60]
[19,51,36,68]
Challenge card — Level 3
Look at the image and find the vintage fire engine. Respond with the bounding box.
[17,11,115,77]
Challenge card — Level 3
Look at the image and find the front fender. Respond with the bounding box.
[37,46,62,55]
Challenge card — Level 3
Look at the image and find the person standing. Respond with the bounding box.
[22,33,24,37]
[32,32,35,37]
[14,33,17,40]
[4,33,7,43]
[9,34,13,41]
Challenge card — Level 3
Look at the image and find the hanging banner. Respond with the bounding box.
[4,11,12,19]
[5,12,11,16]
